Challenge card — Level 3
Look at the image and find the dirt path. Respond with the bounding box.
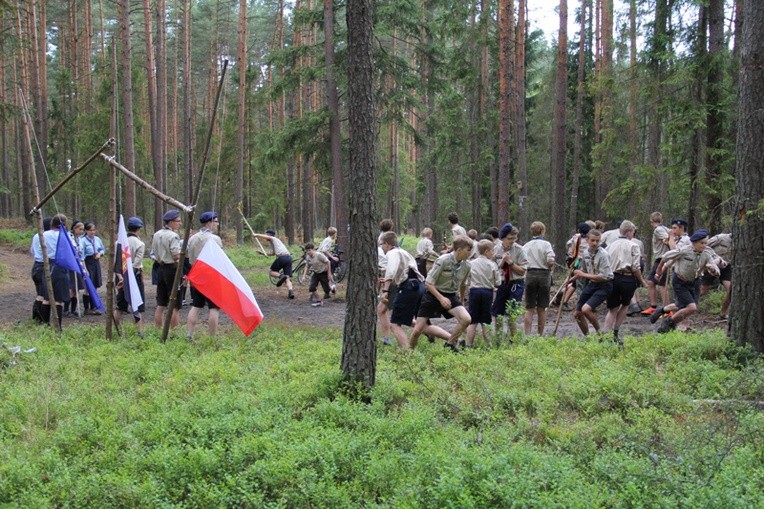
[0,243,727,338]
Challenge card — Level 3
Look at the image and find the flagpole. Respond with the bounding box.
[106,148,117,340]
[18,88,60,332]
[161,59,228,343]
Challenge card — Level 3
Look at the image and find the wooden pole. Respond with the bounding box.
[106,144,116,340]
[29,138,114,216]
[161,59,228,343]
[18,88,60,332]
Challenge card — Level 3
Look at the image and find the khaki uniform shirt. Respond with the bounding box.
[415,237,438,261]
[450,224,467,240]
[524,238,555,270]
[663,246,718,281]
[127,234,146,270]
[468,256,502,289]
[306,251,330,274]
[317,236,334,256]
[582,246,614,280]
[384,248,422,285]
[652,225,670,259]
[268,236,290,257]
[426,252,471,294]
[187,229,223,265]
[606,237,641,274]
[152,227,181,264]
[707,233,732,261]
[501,243,529,282]
[600,228,620,247]
[675,234,691,250]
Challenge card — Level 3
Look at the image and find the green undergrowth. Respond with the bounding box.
[0,227,34,248]
[1,323,762,508]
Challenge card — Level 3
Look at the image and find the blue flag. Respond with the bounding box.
[55,225,105,311]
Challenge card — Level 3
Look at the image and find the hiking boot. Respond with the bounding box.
[627,303,642,316]
[288,289,295,299]
[381,337,393,346]
[276,274,288,287]
[657,316,675,334]
[457,339,466,349]
[426,333,436,343]
[641,306,657,316]
[324,294,331,300]
[443,342,461,354]
[649,306,665,324]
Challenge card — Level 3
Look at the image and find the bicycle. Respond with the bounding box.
[296,246,346,287]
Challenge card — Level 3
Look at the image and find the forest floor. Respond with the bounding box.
[0,242,730,340]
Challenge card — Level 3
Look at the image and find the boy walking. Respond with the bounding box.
[410,235,473,352]
[415,227,439,277]
[643,212,671,315]
[572,229,614,336]
[465,239,502,346]
[604,221,647,343]
[186,212,224,339]
[491,223,528,337]
[523,221,555,335]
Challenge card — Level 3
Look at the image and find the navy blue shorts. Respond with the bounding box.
[672,273,699,309]
[417,291,462,319]
[116,270,146,313]
[469,287,494,324]
[41,263,71,303]
[701,264,731,285]
[492,281,524,316]
[190,285,219,309]
[156,264,182,308]
[576,281,612,311]
[391,279,426,326]
[270,255,293,276]
[607,274,638,309]
[524,269,551,309]
[31,261,45,296]
[648,258,667,286]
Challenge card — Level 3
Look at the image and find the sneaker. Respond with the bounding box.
[276,274,288,287]
[457,339,466,349]
[331,284,337,295]
[324,294,331,300]
[657,316,675,334]
[381,337,393,346]
[627,303,642,316]
[641,306,657,315]
[288,290,295,299]
[426,333,436,343]
[562,302,571,311]
[311,301,322,307]
[649,306,665,324]
[443,342,461,354]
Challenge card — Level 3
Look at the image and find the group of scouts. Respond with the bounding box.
[30,213,106,328]
[377,211,732,351]
[29,208,731,346]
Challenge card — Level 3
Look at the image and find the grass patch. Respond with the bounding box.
[0,227,34,248]
[1,323,762,507]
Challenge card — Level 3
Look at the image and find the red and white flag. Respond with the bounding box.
[187,240,263,335]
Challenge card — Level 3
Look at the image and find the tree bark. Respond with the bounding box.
[704,0,725,233]
[729,0,764,353]
[550,0,568,259]
[570,0,586,231]
[515,0,528,235]
[237,0,247,243]
[182,0,193,204]
[497,0,513,223]
[342,0,378,392]
[155,0,168,231]
[118,0,137,216]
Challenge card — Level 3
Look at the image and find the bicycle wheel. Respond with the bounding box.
[294,260,310,286]
[333,261,347,283]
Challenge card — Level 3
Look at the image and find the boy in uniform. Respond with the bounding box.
[651,229,720,333]
[415,227,439,277]
[643,212,671,315]
[186,212,224,339]
[700,232,732,318]
[152,209,183,328]
[441,212,467,253]
[554,222,592,309]
[254,228,295,299]
[523,221,555,335]
[317,226,339,292]
[604,221,648,343]
[303,242,333,307]
[114,216,147,336]
[410,235,473,352]
[491,223,528,337]
[465,239,502,346]
[379,232,451,348]
[572,229,614,336]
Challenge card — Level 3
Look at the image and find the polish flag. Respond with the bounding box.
[187,240,263,335]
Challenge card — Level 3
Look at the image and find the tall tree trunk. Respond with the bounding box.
[182,0,193,204]
[729,0,764,353]
[647,0,668,213]
[342,0,378,392]
[550,0,568,258]
[118,0,137,216]
[324,0,347,249]
[155,0,168,230]
[570,0,586,231]
[143,0,163,228]
[236,0,246,243]
[626,0,638,219]
[497,0,513,223]
[704,0,725,233]
[515,0,528,235]
[688,6,706,231]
